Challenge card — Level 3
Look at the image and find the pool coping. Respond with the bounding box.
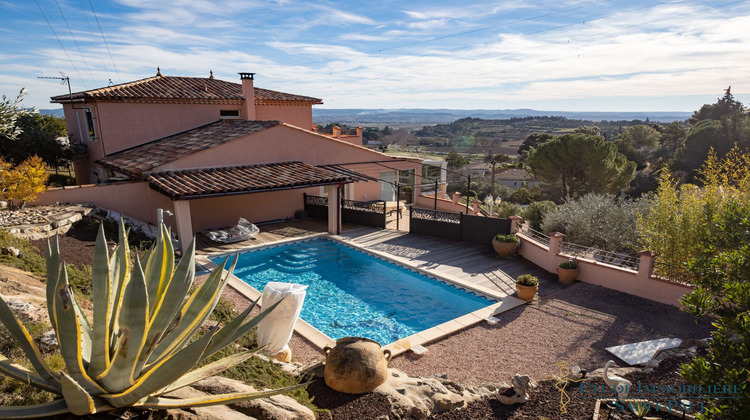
[195,232,526,358]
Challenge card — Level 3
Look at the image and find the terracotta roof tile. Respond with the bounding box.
[97,120,280,176]
[147,161,349,199]
[50,75,322,105]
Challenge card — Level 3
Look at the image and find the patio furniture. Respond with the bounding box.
[204,217,259,243]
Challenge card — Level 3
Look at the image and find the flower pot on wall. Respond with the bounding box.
[557,267,578,285]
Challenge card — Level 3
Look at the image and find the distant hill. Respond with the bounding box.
[39,108,65,117]
[313,108,691,126]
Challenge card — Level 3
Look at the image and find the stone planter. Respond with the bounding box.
[515,283,538,301]
[323,337,392,394]
[492,238,519,257]
[557,267,578,285]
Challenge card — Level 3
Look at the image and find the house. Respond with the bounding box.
[488,168,540,189]
[40,69,422,251]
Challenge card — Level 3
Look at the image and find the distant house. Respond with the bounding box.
[462,162,492,177]
[40,70,422,251]
[489,168,540,189]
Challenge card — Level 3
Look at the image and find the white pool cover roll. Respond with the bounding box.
[256,282,307,356]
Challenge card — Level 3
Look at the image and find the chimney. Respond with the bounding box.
[239,72,256,120]
[332,126,341,138]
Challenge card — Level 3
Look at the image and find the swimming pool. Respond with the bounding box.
[211,237,496,345]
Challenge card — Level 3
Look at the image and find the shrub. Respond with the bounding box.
[515,274,538,286]
[494,234,519,243]
[522,200,556,231]
[541,194,647,254]
[493,201,523,218]
[558,259,578,269]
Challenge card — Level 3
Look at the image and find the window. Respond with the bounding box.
[220,109,241,119]
[83,108,96,141]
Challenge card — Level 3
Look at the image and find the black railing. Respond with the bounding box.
[304,194,386,228]
[410,208,510,244]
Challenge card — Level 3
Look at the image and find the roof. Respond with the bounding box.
[97,120,280,176]
[493,168,533,180]
[147,161,349,199]
[50,75,323,105]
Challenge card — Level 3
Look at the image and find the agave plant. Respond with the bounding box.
[0,221,299,418]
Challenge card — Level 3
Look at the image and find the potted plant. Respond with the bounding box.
[492,234,519,257]
[557,258,578,285]
[515,274,539,301]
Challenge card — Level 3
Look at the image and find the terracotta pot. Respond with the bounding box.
[515,283,538,301]
[323,337,392,394]
[492,238,519,257]
[557,267,578,285]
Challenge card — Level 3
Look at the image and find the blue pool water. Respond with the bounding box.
[212,237,495,344]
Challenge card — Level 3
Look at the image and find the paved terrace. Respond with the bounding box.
[195,218,562,299]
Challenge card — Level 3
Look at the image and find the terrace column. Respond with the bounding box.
[637,250,656,280]
[326,184,342,235]
[549,232,565,256]
[509,215,523,233]
[173,200,193,255]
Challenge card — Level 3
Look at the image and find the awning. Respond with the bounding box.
[147,161,351,200]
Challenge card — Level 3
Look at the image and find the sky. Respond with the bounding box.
[1,0,749,112]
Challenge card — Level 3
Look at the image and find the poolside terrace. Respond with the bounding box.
[195,219,712,383]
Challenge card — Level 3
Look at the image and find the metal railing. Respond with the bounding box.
[560,241,640,271]
[651,260,694,286]
[304,194,328,206]
[518,225,550,247]
[410,207,461,223]
[342,199,385,214]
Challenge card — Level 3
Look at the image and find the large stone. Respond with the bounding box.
[190,376,315,420]
[39,330,58,352]
[161,384,257,420]
[306,364,499,419]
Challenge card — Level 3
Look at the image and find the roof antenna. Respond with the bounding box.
[108,79,114,86]
[38,72,83,109]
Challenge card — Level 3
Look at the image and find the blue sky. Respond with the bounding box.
[2,0,749,112]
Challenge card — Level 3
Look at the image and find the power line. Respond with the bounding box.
[89,0,121,83]
[34,0,88,89]
[53,0,97,87]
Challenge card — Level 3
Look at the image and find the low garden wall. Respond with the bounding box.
[514,225,693,307]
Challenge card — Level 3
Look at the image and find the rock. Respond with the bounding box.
[161,384,257,419]
[39,330,58,352]
[373,367,498,418]
[190,376,315,420]
[5,299,43,322]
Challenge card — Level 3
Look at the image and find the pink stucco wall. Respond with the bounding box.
[256,104,313,131]
[187,187,318,232]
[516,231,692,307]
[33,182,174,227]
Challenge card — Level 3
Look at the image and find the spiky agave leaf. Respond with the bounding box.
[0,297,59,391]
[98,254,149,391]
[88,224,112,378]
[137,382,310,409]
[52,264,105,396]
